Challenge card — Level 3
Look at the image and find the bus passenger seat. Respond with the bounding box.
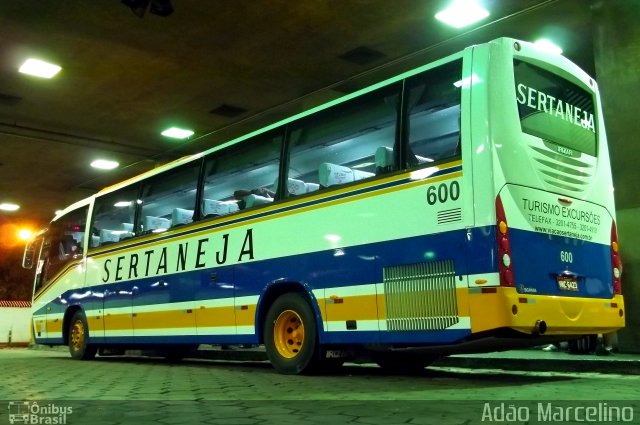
[202,199,239,217]
[99,229,120,245]
[172,208,194,226]
[90,235,100,248]
[143,216,171,233]
[305,182,320,192]
[243,194,273,208]
[286,178,307,195]
[274,177,318,196]
[319,163,374,187]
[119,223,134,239]
[375,146,395,174]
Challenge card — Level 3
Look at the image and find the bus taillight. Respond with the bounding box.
[611,221,622,294]
[496,195,514,286]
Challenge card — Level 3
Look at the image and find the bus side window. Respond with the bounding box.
[287,83,400,194]
[138,162,200,233]
[91,186,139,248]
[404,59,463,168]
[39,205,88,289]
[201,130,283,216]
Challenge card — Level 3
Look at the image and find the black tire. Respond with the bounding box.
[68,311,97,360]
[568,334,597,354]
[372,352,435,373]
[264,293,320,375]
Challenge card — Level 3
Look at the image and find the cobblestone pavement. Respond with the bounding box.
[1,348,638,425]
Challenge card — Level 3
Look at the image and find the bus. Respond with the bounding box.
[23,38,624,374]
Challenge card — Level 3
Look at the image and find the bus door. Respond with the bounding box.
[195,266,236,339]
[23,207,89,342]
[23,233,47,340]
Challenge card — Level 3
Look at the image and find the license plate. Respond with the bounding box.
[557,275,578,291]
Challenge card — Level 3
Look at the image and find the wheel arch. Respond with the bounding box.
[255,280,324,344]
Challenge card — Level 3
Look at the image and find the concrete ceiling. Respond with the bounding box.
[0,0,594,229]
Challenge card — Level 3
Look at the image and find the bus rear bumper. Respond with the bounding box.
[467,287,625,335]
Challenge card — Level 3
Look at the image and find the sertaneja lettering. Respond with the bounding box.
[516,83,595,133]
[101,228,255,283]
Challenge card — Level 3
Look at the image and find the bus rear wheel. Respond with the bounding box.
[264,293,320,375]
[68,311,97,360]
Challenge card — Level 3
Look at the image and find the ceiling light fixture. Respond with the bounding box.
[161,127,194,139]
[90,159,120,170]
[534,39,563,55]
[19,59,62,78]
[435,0,490,28]
[0,203,20,211]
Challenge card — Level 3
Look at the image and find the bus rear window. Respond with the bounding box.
[514,59,597,156]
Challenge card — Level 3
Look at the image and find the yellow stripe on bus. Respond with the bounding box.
[94,305,258,333]
[321,287,470,322]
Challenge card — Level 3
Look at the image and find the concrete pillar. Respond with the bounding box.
[592,0,640,352]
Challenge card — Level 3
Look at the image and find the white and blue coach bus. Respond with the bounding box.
[23,38,624,374]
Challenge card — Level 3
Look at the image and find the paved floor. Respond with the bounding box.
[0,348,638,424]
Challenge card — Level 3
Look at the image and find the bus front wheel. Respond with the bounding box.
[264,293,320,375]
[68,311,97,360]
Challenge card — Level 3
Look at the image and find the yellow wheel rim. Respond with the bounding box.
[70,319,85,352]
[273,310,304,359]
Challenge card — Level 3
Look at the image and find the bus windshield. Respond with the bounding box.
[514,59,597,156]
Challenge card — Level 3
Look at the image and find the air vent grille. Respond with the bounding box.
[528,145,595,194]
[438,208,462,224]
[383,260,459,331]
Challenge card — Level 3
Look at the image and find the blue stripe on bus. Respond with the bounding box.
[324,329,471,345]
[36,226,497,318]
